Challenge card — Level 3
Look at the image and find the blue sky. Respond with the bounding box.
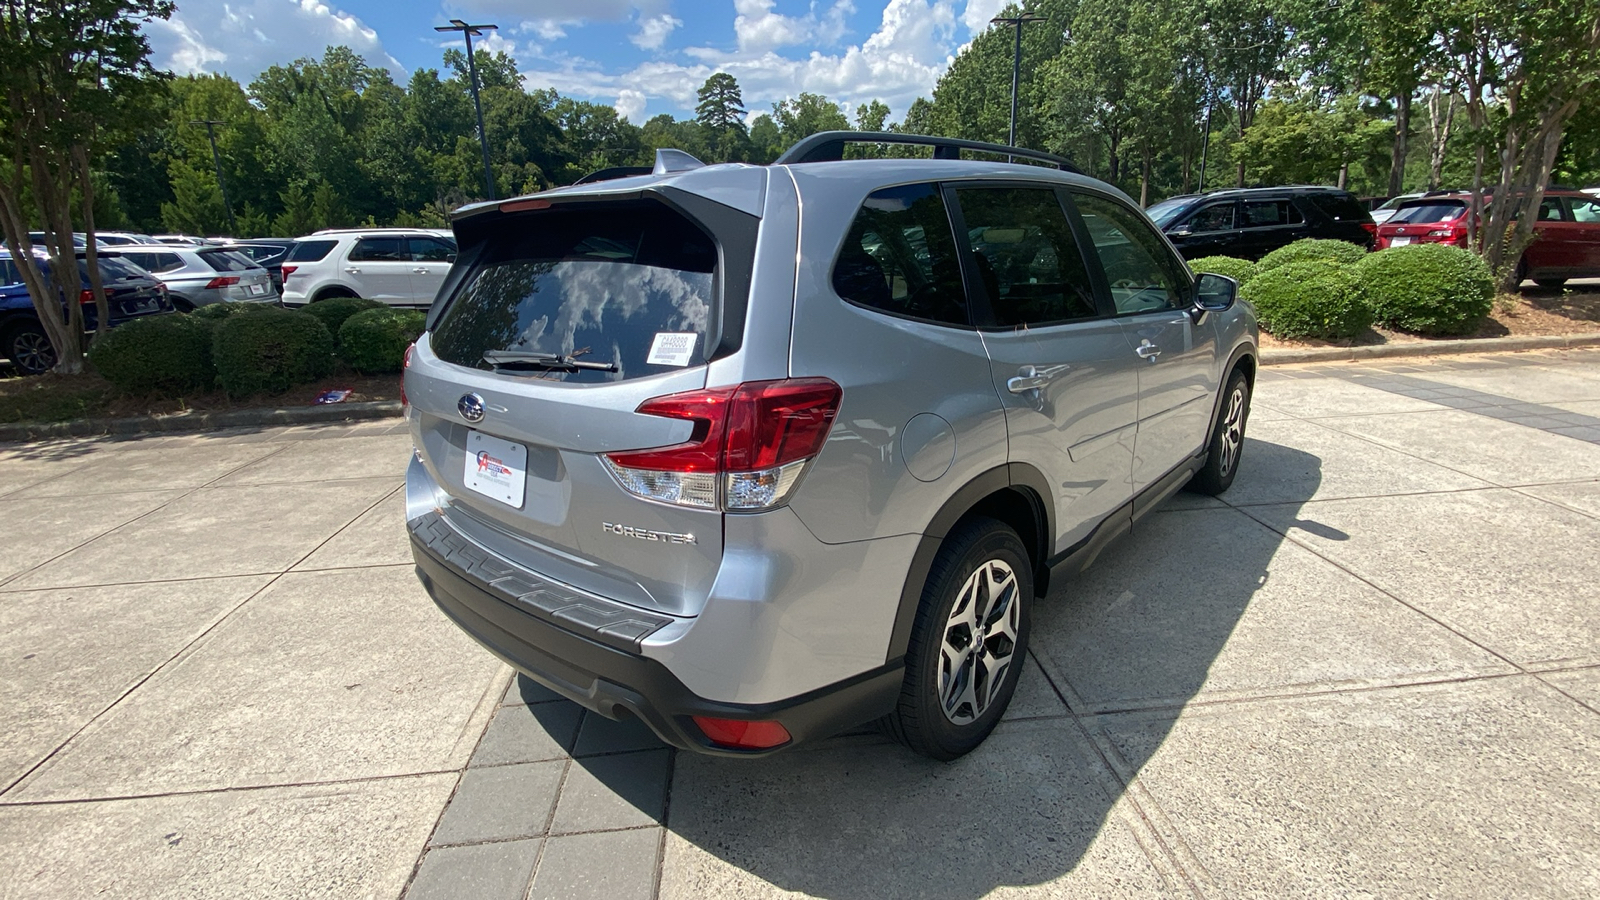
[144,0,1014,123]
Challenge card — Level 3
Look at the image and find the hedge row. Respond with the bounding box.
[89,300,425,398]
[1192,239,1493,340]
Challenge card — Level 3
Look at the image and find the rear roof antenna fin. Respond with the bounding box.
[653,148,706,176]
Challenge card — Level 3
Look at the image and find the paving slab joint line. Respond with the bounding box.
[0,399,404,444]
[1259,331,1600,366]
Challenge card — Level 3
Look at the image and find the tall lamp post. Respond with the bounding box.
[991,12,1046,149]
[191,119,238,235]
[435,18,499,200]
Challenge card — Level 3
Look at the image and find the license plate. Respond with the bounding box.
[463,430,527,508]
[1389,236,1412,246]
[248,283,266,296]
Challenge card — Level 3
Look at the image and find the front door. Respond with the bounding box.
[345,236,415,304]
[1566,196,1600,273]
[950,184,1139,553]
[1071,191,1220,496]
[1171,201,1240,259]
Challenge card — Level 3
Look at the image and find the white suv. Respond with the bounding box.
[281,228,457,308]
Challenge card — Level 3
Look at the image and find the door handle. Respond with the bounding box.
[412,267,429,274]
[345,267,361,274]
[1136,340,1162,361]
[1007,364,1069,393]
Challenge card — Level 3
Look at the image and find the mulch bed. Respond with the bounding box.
[0,369,401,425]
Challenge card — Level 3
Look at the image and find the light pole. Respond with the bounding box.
[191,119,238,235]
[991,12,1046,149]
[435,18,499,200]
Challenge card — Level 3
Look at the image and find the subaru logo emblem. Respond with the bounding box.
[457,393,485,423]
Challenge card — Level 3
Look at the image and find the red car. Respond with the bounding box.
[1376,189,1600,287]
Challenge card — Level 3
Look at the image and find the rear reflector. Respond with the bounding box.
[204,275,240,289]
[603,378,841,511]
[692,717,792,750]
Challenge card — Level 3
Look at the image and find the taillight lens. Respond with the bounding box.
[1361,222,1377,239]
[401,342,414,407]
[204,275,240,289]
[604,378,842,511]
[280,265,297,277]
[692,716,791,750]
[78,289,94,305]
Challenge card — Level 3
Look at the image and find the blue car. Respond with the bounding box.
[1,249,174,374]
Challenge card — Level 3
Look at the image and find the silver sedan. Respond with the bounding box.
[115,246,278,310]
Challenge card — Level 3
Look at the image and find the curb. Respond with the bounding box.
[1260,331,1600,366]
[0,400,403,444]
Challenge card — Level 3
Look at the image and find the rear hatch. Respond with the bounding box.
[1379,199,1467,244]
[83,256,171,324]
[197,249,274,300]
[407,185,762,617]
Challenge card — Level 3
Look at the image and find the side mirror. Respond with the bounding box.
[1191,272,1237,320]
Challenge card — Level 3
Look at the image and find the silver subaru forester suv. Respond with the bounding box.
[405,133,1257,760]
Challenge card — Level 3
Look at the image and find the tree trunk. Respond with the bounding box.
[1388,90,1412,197]
[74,146,111,344]
[1337,162,1349,190]
[1139,146,1151,207]
[1427,88,1456,191]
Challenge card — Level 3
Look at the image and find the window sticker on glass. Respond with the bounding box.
[647,332,698,366]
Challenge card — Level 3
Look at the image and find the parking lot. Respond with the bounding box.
[1,348,1598,899]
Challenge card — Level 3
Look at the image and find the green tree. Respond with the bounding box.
[772,93,850,149]
[0,0,172,373]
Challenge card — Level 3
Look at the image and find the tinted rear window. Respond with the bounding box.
[77,257,145,282]
[287,240,337,262]
[198,250,257,272]
[832,183,968,326]
[1391,201,1466,224]
[1305,192,1369,222]
[430,202,717,384]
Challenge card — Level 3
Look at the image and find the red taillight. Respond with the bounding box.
[604,378,842,510]
[280,265,298,277]
[204,275,240,289]
[1361,222,1377,240]
[401,343,414,407]
[78,289,94,305]
[692,716,791,750]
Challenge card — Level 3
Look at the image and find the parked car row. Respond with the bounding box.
[1,248,174,373]
[1375,189,1600,286]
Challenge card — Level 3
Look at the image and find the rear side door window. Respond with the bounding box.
[951,186,1098,326]
[409,237,457,262]
[350,237,408,261]
[831,182,969,326]
[1072,193,1189,314]
[1241,200,1302,228]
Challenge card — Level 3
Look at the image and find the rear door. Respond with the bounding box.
[1526,196,1580,276]
[406,236,457,305]
[951,183,1139,552]
[1235,197,1309,259]
[345,236,414,303]
[1566,196,1600,273]
[1071,191,1218,496]
[405,197,748,617]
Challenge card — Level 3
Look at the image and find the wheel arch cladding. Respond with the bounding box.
[885,463,1053,663]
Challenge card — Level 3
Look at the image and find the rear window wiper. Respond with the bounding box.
[482,349,618,372]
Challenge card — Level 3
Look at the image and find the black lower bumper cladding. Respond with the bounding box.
[409,512,902,756]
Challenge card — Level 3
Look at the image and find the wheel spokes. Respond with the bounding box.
[938,558,1021,725]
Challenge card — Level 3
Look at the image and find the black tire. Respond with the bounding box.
[313,287,359,302]
[883,516,1032,761]
[1187,368,1251,495]
[2,319,57,375]
[1533,278,1568,288]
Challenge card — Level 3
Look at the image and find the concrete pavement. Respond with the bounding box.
[2,348,1599,898]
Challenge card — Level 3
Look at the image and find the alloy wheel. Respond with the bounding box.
[11,331,55,374]
[1218,386,1245,475]
[937,558,1021,725]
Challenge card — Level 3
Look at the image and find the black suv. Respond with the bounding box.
[1145,186,1376,260]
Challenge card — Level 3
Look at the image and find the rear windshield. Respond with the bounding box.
[198,249,257,272]
[1305,192,1369,222]
[79,257,146,281]
[1391,201,1466,224]
[430,202,717,384]
[287,239,336,262]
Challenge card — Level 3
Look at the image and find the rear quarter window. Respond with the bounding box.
[430,201,718,384]
[1305,192,1370,222]
[831,182,969,326]
[286,240,337,262]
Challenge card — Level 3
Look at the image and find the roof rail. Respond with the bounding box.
[774,131,1082,174]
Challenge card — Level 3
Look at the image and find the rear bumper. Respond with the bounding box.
[410,514,903,756]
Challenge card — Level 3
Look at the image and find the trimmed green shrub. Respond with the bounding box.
[1188,255,1258,286]
[1256,238,1369,274]
[190,300,280,321]
[212,308,335,398]
[1355,243,1494,335]
[303,296,384,341]
[87,314,215,394]
[1240,259,1373,340]
[339,308,426,374]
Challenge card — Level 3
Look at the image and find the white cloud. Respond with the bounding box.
[632,13,682,50]
[524,0,958,122]
[143,0,401,81]
[959,0,1010,35]
[615,88,648,121]
[734,0,855,53]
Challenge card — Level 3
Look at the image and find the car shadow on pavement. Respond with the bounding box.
[556,439,1325,898]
